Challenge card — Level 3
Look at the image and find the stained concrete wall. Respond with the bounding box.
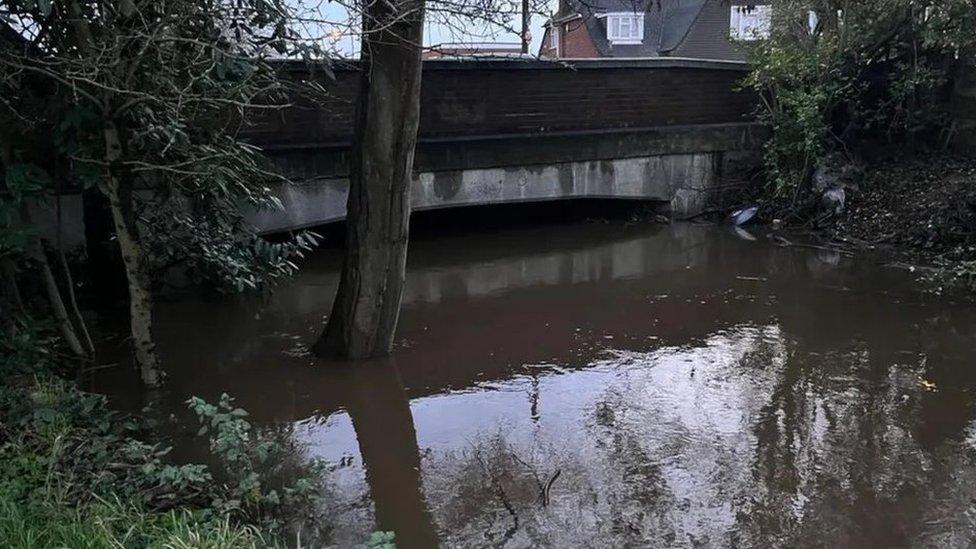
[247,123,764,233]
[40,60,764,247]
[250,153,722,233]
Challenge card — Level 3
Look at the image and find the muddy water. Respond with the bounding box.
[97,221,976,548]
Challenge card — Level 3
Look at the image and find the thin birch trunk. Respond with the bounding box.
[54,174,95,355]
[103,119,161,386]
[57,249,95,355]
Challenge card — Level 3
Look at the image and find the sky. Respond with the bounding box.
[298,0,556,58]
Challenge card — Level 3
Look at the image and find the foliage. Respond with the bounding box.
[745,31,854,198]
[0,161,46,256]
[0,496,268,549]
[926,260,976,294]
[0,322,340,547]
[1,325,213,514]
[188,394,324,531]
[362,530,398,549]
[744,0,976,207]
[0,0,319,294]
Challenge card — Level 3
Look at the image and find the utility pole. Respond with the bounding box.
[521,0,530,54]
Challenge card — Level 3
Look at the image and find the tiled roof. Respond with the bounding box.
[566,0,709,57]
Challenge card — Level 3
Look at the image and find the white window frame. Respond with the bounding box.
[550,24,559,56]
[603,12,643,45]
[730,5,771,41]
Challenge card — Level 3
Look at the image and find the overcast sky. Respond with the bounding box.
[302,0,555,57]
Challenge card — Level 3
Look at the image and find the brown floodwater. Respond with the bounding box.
[94,218,976,548]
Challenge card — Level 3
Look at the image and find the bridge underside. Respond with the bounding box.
[249,123,764,234]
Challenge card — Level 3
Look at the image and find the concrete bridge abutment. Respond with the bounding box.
[244,58,764,234]
[249,122,764,233]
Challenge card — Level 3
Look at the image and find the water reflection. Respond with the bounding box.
[341,361,439,548]
[95,222,976,547]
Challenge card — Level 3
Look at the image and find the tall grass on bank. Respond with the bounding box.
[0,496,267,548]
[0,321,331,548]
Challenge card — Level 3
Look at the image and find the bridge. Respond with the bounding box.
[244,58,765,234]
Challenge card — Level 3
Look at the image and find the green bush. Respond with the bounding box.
[188,394,325,532]
[0,324,333,547]
[744,0,976,210]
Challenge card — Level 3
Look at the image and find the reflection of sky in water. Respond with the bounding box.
[132,222,976,547]
[299,324,793,546]
[295,310,976,546]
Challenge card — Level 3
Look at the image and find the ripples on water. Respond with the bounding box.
[95,222,976,548]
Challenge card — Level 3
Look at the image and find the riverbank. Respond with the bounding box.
[770,154,976,294]
[0,324,394,548]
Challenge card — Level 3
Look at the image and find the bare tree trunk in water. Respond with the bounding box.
[313,0,425,358]
[103,119,161,386]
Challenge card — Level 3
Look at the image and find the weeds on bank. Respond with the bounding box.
[0,321,356,548]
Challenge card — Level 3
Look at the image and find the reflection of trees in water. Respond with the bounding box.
[740,328,976,545]
[418,320,976,546]
[422,327,790,546]
[423,433,594,547]
[916,426,976,547]
[588,393,678,547]
[581,328,788,547]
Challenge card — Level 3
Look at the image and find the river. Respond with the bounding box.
[94,219,976,547]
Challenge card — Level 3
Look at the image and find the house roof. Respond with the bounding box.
[562,0,710,57]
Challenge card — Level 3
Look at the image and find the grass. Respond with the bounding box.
[0,495,267,549]
[0,323,285,548]
[0,324,394,548]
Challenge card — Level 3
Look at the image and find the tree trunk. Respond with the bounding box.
[24,224,87,357]
[14,204,85,359]
[314,0,425,359]
[102,119,161,386]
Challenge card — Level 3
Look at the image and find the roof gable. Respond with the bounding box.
[562,0,709,57]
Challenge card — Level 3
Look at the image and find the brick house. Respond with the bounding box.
[539,0,772,61]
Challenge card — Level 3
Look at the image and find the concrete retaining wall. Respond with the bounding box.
[249,152,720,233]
[248,121,764,233]
[40,59,764,247]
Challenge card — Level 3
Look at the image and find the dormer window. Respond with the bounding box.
[605,13,643,45]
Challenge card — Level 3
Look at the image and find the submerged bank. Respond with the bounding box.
[774,155,976,294]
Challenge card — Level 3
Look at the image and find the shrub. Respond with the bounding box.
[0,324,332,547]
[744,0,976,212]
